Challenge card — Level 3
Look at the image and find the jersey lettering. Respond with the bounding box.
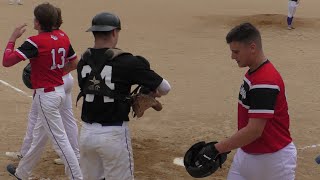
[50,48,66,70]
[81,65,115,103]
[101,66,115,102]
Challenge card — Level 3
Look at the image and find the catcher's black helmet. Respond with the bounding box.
[184,141,227,178]
[22,63,32,89]
[86,12,121,32]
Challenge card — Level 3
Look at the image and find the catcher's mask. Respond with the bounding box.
[22,63,32,89]
[184,141,225,178]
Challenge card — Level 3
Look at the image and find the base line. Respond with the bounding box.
[0,80,32,98]
[0,79,83,125]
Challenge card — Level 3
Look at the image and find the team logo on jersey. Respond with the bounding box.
[88,76,100,91]
[239,84,246,99]
[51,35,58,40]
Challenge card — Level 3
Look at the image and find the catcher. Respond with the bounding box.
[76,12,171,180]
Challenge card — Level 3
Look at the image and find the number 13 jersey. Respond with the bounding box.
[14,31,77,89]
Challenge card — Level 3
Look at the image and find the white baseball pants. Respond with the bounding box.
[79,122,134,180]
[227,142,297,180]
[15,85,83,180]
[288,1,298,18]
[20,73,80,160]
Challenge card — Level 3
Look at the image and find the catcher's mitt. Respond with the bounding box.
[184,141,229,178]
[131,93,162,118]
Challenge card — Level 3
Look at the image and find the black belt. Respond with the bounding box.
[85,121,124,126]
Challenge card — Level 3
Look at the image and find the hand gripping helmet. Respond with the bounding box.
[22,63,32,89]
[184,141,228,178]
[86,12,121,32]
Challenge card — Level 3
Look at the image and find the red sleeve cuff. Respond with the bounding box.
[3,41,24,67]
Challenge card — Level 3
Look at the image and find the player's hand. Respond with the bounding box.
[195,143,220,167]
[9,23,27,42]
[149,90,162,98]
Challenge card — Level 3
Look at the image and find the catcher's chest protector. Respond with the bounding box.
[77,48,131,104]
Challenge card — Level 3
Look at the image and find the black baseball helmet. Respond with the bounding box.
[184,141,228,178]
[86,12,121,32]
[22,63,32,89]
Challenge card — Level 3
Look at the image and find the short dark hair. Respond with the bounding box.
[226,23,262,48]
[34,3,57,32]
[55,7,63,29]
[92,29,119,39]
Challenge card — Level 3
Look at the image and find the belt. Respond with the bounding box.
[85,121,124,126]
[35,85,64,94]
[101,121,123,126]
[44,87,55,93]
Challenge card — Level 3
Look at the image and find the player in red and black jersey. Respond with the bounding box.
[3,3,82,180]
[197,23,297,180]
[5,7,81,167]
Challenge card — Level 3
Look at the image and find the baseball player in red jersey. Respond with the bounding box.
[196,23,297,180]
[5,7,80,166]
[3,3,82,180]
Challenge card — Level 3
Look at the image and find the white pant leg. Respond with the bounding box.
[20,98,38,157]
[80,125,104,180]
[60,108,80,160]
[17,88,83,180]
[102,123,134,180]
[16,116,49,179]
[288,1,297,18]
[227,143,297,180]
[80,122,134,180]
[123,124,134,178]
[61,73,80,160]
[62,73,73,109]
[227,148,246,180]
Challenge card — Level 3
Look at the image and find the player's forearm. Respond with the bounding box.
[63,59,78,73]
[3,41,22,67]
[215,126,262,153]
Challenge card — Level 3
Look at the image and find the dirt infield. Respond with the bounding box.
[1,0,320,179]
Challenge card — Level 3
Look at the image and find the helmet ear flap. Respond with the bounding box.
[22,63,32,89]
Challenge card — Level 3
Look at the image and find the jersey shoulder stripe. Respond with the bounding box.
[26,38,38,49]
[250,84,280,91]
